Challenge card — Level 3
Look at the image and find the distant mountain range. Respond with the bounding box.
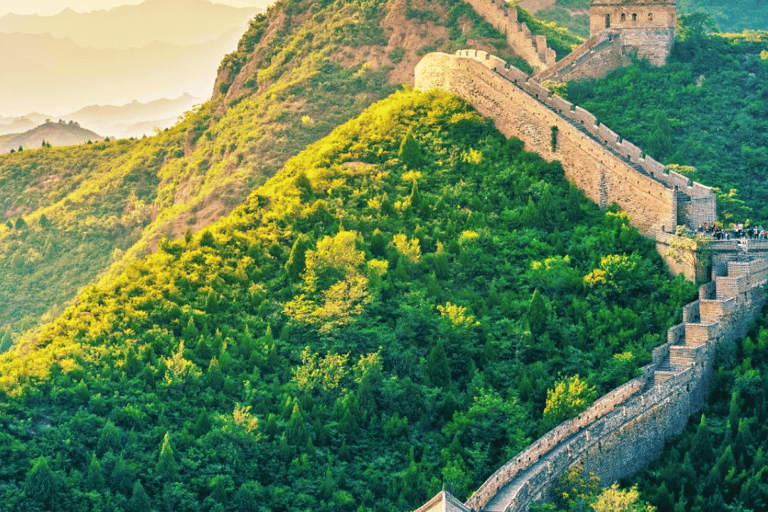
[63,93,203,139]
[0,94,203,140]
[0,120,102,154]
[0,0,261,117]
[0,30,240,115]
[0,0,264,49]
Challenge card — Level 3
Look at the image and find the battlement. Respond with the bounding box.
[449,257,768,512]
[416,51,716,239]
[462,0,556,71]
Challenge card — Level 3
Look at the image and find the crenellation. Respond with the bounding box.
[546,95,574,115]
[597,124,620,146]
[524,81,551,99]
[665,169,692,189]
[573,106,598,128]
[684,322,719,347]
[716,275,749,299]
[619,139,643,162]
[413,48,768,512]
[700,297,737,324]
[682,300,700,323]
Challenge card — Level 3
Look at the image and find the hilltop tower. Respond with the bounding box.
[590,0,676,66]
[534,0,676,81]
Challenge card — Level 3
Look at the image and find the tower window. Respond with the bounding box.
[606,14,610,28]
[621,13,626,21]
[632,13,637,21]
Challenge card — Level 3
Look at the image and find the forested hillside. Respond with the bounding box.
[0,89,694,511]
[0,0,521,342]
[565,17,768,224]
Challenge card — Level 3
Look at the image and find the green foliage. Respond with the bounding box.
[567,20,768,222]
[0,90,692,511]
[542,375,598,431]
[398,127,423,168]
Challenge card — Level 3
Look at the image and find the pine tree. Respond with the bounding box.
[528,289,549,337]
[24,456,57,508]
[691,414,715,466]
[285,234,312,281]
[97,420,122,455]
[127,481,152,512]
[85,453,105,491]
[398,127,422,168]
[369,228,387,258]
[286,402,308,446]
[427,339,451,388]
[156,431,179,481]
[193,408,212,437]
[205,290,220,315]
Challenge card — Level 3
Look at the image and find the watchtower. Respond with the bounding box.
[590,0,676,65]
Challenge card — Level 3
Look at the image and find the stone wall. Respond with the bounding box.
[460,256,768,512]
[534,32,627,83]
[590,0,676,66]
[414,51,716,240]
[463,0,556,70]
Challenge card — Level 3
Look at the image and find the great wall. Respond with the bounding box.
[410,1,768,511]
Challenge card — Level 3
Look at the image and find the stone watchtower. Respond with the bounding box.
[590,0,676,66]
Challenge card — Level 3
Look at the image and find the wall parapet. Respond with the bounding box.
[416,50,716,238]
[457,256,768,512]
[413,48,768,512]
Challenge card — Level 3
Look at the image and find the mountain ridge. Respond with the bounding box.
[0,121,103,154]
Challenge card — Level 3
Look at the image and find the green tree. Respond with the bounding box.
[398,127,422,168]
[528,289,549,337]
[97,420,122,455]
[127,481,152,512]
[24,456,58,508]
[156,431,179,481]
[85,453,105,491]
[285,234,312,281]
[542,375,597,430]
[427,338,451,388]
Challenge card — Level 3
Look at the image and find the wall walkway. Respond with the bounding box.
[413,50,768,512]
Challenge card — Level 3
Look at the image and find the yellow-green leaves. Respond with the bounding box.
[285,230,373,332]
[542,375,597,430]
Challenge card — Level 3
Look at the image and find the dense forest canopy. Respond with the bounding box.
[0,0,524,343]
[0,89,695,511]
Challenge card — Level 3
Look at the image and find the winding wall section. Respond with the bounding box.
[412,51,765,512]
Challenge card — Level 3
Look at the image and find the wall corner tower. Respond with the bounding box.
[590,0,676,66]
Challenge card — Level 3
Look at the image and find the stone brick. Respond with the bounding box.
[413,49,768,512]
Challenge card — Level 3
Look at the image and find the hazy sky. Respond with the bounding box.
[0,1,260,17]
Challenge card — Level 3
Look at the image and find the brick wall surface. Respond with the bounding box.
[414,52,713,237]
[412,48,768,512]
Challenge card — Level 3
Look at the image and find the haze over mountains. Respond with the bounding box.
[0,0,261,117]
[0,0,268,49]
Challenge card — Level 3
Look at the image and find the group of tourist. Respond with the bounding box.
[698,222,768,240]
